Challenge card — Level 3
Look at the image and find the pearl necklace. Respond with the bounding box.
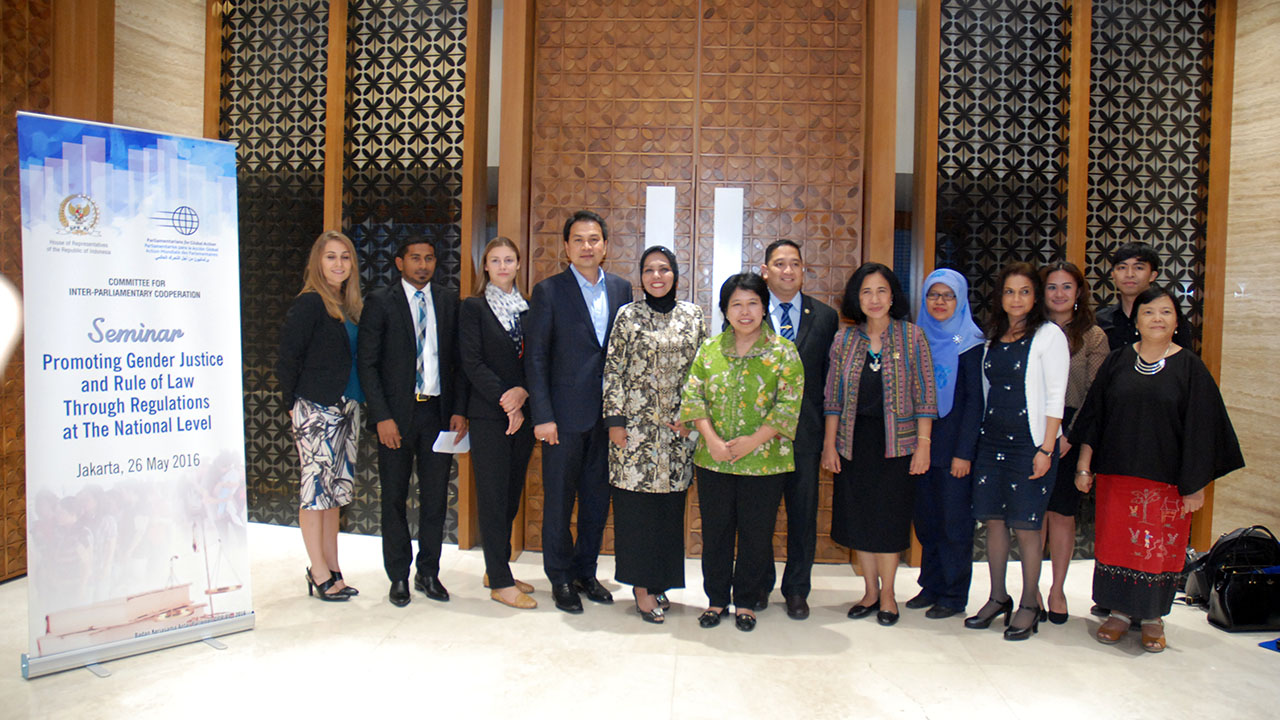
[1134,344,1173,375]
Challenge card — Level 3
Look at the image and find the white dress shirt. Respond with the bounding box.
[402,278,441,396]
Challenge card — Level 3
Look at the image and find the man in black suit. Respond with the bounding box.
[358,236,468,607]
[759,239,839,620]
[525,210,632,613]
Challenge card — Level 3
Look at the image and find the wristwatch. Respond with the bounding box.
[1036,446,1054,457]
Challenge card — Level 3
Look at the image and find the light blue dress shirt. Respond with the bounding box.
[570,265,610,346]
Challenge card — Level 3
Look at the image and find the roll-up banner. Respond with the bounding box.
[17,112,254,679]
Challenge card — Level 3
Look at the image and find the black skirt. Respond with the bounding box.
[830,412,915,553]
[611,487,687,590]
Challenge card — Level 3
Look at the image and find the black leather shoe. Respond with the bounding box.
[699,607,730,628]
[414,572,449,602]
[389,580,411,607]
[1089,603,1110,617]
[925,605,962,619]
[784,595,810,620]
[572,577,614,604]
[735,612,757,632]
[552,583,584,614]
[847,602,876,620]
[905,592,935,610]
[653,591,671,610]
[752,598,769,611]
[964,597,1014,629]
[877,610,900,626]
[1003,604,1041,641]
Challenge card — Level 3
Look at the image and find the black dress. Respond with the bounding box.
[831,352,915,553]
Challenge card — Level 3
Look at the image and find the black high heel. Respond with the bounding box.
[306,567,349,602]
[963,596,1013,629]
[632,588,665,624]
[331,570,359,597]
[653,590,671,611]
[1003,604,1041,640]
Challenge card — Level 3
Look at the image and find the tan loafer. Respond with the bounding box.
[491,589,537,610]
[483,574,534,594]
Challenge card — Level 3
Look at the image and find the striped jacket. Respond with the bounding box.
[823,319,938,459]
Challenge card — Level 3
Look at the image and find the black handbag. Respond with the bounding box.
[1184,525,1280,607]
[1207,565,1280,632]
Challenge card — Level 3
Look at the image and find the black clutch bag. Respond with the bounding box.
[1207,565,1280,633]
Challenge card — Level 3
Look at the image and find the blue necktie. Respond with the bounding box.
[415,290,427,394]
[779,301,795,341]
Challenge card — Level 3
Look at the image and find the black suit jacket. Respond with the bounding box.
[787,294,840,457]
[357,281,467,431]
[459,295,528,421]
[525,268,632,433]
[276,291,352,409]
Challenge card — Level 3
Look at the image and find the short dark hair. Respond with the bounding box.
[986,262,1047,341]
[718,272,770,316]
[1130,284,1188,332]
[763,239,802,264]
[1112,242,1161,272]
[562,210,608,244]
[840,262,909,323]
[396,234,437,260]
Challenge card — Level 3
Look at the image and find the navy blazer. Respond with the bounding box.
[459,295,529,422]
[357,281,467,431]
[524,268,632,432]
[276,291,352,409]
[787,293,840,457]
[929,344,983,467]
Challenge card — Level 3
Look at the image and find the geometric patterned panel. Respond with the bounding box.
[219,3,333,530]
[935,0,1071,322]
[0,0,54,581]
[342,0,469,541]
[344,0,467,294]
[1086,0,1212,347]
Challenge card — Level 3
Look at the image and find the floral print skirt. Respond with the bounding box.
[291,396,358,510]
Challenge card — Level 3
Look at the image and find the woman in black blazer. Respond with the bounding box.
[276,230,365,602]
[460,237,537,609]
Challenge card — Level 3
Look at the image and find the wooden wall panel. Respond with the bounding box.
[525,0,866,563]
[0,0,54,582]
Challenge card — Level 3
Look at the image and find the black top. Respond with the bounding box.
[276,292,351,409]
[459,296,529,421]
[1096,302,1196,353]
[855,352,883,417]
[1070,345,1243,495]
[982,335,1034,446]
[786,294,840,457]
[930,344,983,467]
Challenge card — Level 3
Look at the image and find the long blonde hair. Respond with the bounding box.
[300,230,363,322]
[474,236,524,297]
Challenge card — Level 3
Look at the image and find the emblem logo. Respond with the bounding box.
[58,194,101,236]
[151,205,201,236]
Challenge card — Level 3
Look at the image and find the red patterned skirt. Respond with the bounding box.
[1092,474,1192,618]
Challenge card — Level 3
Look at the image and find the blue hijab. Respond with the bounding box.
[917,268,984,417]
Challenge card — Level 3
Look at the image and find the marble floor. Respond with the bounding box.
[2,522,1276,719]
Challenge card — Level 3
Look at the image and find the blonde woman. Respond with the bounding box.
[277,230,364,601]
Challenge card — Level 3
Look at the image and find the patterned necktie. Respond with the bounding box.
[415,290,427,394]
[779,301,795,341]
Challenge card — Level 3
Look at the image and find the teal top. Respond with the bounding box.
[343,319,364,402]
[679,326,804,476]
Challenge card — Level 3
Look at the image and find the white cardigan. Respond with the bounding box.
[981,321,1070,444]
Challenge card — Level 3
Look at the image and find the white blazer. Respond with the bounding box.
[981,321,1070,444]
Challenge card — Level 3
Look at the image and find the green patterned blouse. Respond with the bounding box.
[679,326,804,476]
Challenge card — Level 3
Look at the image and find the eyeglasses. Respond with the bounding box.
[926,292,957,302]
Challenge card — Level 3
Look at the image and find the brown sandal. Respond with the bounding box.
[1140,620,1166,653]
[1095,616,1129,645]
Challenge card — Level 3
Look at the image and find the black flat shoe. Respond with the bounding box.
[1003,604,1041,641]
[735,612,757,632]
[699,607,730,628]
[846,603,877,620]
[926,605,962,620]
[1047,610,1068,625]
[552,583,584,614]
[964,597,1013,629]
[876,610,900,626]
[573,577,615,604]
[1090,603,1110,617]
[752,598,768,612]
[784,595,810,620]
[330,570,358,597]
[388,579,410,607]
[414,572,450,602]
[306,568,349,602]
[905,592,935,610]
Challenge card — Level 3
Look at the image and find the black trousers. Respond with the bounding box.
[697,467,785,609]
[470,416,534,589]
[763,452,821,599]
[913,464,975,611]
[378,397,452,582]
[540,420,610,585]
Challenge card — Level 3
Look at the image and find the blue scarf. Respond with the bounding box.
[917,268,983,417]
